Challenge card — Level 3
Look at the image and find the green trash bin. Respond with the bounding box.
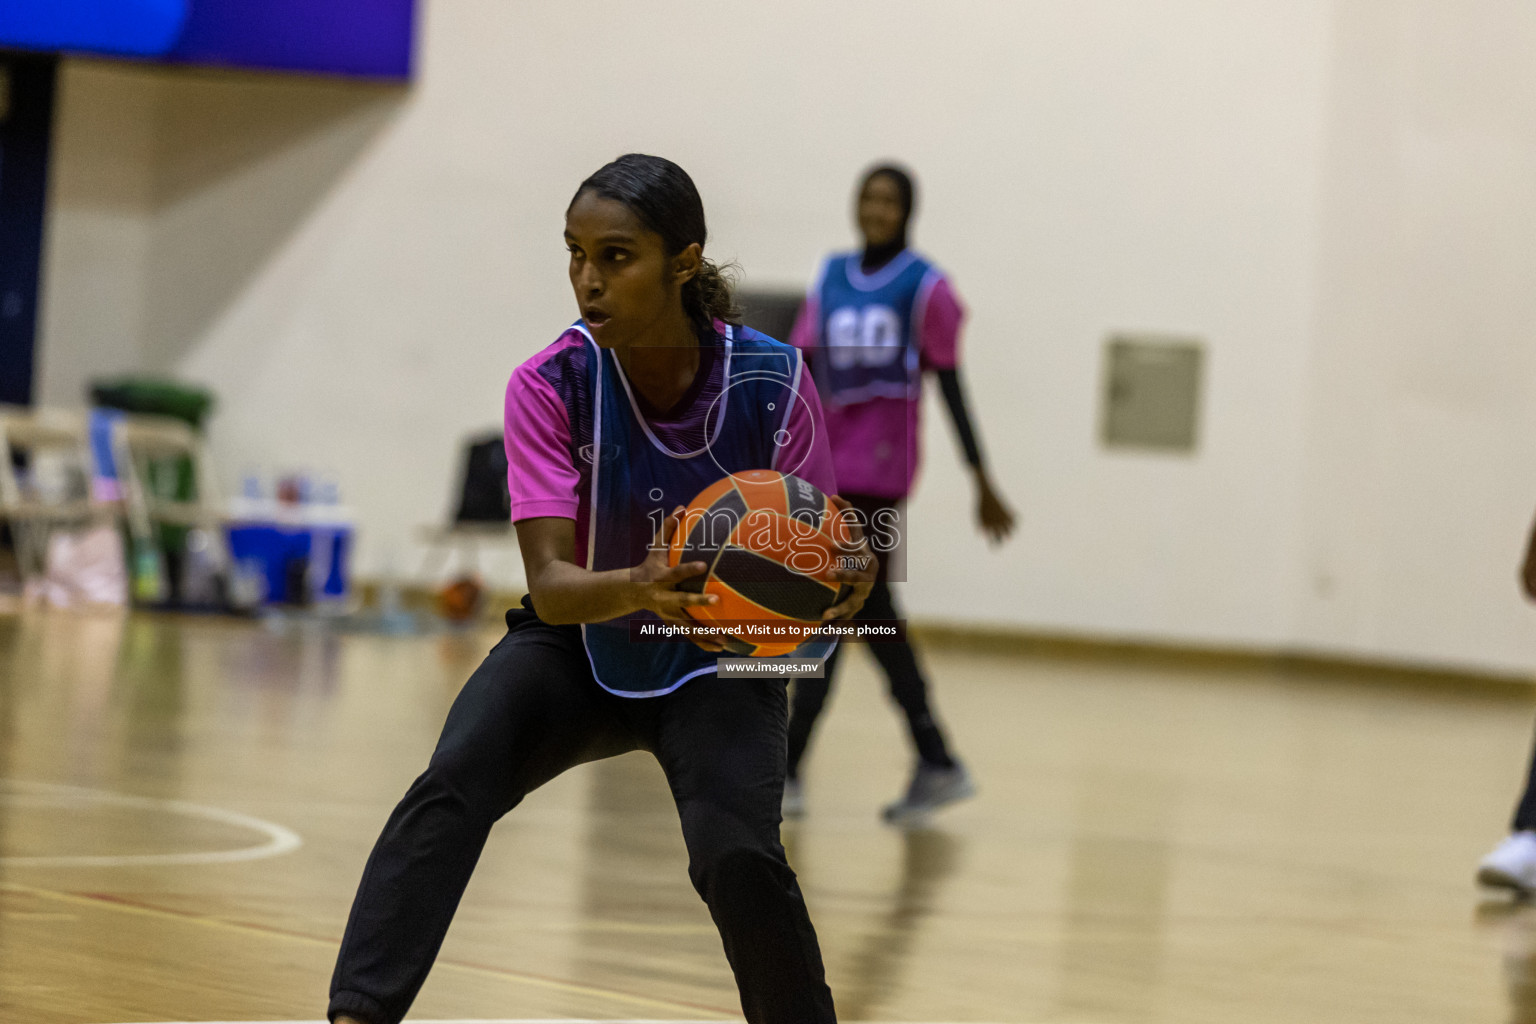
[90,378,217,607]
[90,378,215,429]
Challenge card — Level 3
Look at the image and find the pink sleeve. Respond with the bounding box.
[504,366,581,522]
[788,294,820,351]
[918,274,966,371]
[773,353,838,496]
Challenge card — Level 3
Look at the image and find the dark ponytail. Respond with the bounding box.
[570,153,741,337]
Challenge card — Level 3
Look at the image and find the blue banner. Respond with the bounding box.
[0,0,414,79]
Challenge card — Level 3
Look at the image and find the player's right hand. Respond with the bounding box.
[633,507,727,651]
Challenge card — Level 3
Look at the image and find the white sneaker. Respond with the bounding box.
[1478,831,1536,893]
[782,777,805,819]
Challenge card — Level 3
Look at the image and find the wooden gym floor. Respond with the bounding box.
[1,607,1534,1024]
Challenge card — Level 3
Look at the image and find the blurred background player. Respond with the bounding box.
[328,154,874,1024]
[1477,509,1536,893]
[784,164,1015,825]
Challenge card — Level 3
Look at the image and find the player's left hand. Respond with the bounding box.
[975,471,1016,544]
[821,494,877,622]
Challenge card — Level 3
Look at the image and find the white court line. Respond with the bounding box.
[102,1020,1021,1024]
[0,780,302,867]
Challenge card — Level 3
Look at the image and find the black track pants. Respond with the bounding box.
[329,600,836,1024]
[785,494,955,779]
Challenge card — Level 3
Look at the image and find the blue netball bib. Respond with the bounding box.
[813,250,937,404]
[576,323,833,697]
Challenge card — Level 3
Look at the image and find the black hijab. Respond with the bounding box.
[859,164,915,273]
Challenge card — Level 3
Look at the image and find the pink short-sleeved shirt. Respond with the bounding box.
[790,253,966,500]
[504,326,837,567]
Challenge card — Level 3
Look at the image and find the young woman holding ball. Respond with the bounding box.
[328,154,873,1024]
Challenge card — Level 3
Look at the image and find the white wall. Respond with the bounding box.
[1293,0,1536,673]
[32,1,1536,674]
[38,64,158,396]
